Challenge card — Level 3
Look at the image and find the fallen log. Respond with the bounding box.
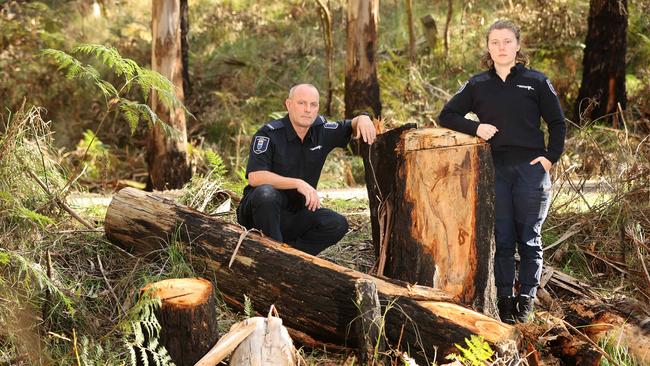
[105,187,517,363]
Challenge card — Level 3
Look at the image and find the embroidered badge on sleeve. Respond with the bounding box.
[253,136,270,154]
[546,79,557,96]
[323,121,339,129]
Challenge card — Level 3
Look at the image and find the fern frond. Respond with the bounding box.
[204,149,227,179]
[244,294,253,317]
[119,102,141,134]
[73,44,140,80]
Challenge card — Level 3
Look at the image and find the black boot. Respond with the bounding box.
[497,297,516,324]
[516,295,535,323]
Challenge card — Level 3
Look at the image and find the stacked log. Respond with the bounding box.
[105,187,517,363]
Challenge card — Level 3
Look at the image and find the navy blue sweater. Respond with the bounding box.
[438,64,566,163]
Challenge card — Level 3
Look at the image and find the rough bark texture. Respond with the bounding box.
[149,0,191,190]
[105,188,518,363]
[367,128,497,316]
[354,279,385,366]
[180,0,190,97]
[142,278,219,366]
[575,0,627,125]
[344,0,381,119]
[362,123,417,257]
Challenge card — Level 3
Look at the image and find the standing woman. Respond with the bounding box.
[438,20,566,324]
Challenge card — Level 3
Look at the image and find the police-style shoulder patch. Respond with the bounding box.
[323,121,339,129]
[546,79,557,96]
[252,136,270,154]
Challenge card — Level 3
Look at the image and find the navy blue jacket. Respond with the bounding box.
[438,63,566,163]
[244,114,353,210]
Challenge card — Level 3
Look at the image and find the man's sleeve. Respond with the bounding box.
[539,78,566,163]
[438,80,480,136]
[245,130,273,177]
[329,119,354,148]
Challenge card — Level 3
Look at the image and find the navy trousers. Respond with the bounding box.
[236,185,349,255]
[493,159,552,298]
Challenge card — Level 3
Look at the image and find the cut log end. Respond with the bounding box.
[143,277,213,308]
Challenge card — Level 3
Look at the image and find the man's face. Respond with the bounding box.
[285,85,320,130]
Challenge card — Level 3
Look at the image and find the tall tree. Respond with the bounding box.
[575,0,627,126]
[405,0,416,64]
[180,0,191,97]
[149,0,191,190]
[344,0,381,119]
[316,0,334,116]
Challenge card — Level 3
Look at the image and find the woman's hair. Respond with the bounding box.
[479,20,529,69]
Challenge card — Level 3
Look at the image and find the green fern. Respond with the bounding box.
[445,335,495,366]
[41,44,186,138]
[121,290,175,366]
[243,294,253,318]
[204,149,227,180]
[16,206,55,228]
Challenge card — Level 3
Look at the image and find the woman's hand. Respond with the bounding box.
[476,123,498,140]
[530,156,552,172]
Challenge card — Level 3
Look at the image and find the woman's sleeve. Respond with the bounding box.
[539,78,566,163]
[438,80,480,136]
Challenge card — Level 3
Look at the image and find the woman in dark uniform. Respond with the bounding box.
[438,20,566,323]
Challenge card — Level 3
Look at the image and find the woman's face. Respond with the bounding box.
[487,28,520,68]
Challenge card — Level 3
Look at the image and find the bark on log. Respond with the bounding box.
[365,127,497,316]
[141,278,219,366]
[105,188,517,363]
[354,279,385,365]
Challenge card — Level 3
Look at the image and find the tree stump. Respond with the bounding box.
[141,278,219,366]
[366,127,497,316]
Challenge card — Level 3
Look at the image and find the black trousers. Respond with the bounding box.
[493,158,552,298]
[236,184,349,255]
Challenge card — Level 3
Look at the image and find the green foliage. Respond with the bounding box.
[599,332,640,366]
[445,335,495,366]
[120,290,174,366]
[41,44,183,138]
[243,294,253,318]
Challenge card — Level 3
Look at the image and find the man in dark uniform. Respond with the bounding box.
[237,83,377,255]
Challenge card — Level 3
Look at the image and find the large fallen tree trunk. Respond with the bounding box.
[105,187,517,363]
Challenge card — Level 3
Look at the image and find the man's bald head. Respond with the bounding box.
[288,84,319,99]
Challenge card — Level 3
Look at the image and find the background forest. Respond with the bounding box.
[1,0,649,365]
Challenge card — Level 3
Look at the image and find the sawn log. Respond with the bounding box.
[104,187,517,363]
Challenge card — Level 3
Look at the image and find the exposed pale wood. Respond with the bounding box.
[354,279,385,365]
[142,278,219,366]
[381,128,496,315]
[400,127,483,151]
[105,188,518,363]
[230,308,296,366]
[195,321,257,366]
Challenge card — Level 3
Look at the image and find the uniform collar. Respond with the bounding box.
[488,63,526,78]
[282,114,322,144]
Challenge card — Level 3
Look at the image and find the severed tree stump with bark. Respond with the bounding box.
[364,127,497,316]
[141,278,219,366]
[105,187,517,364]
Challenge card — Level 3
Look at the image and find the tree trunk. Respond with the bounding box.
[575,0,627,126]
[149,0,191,190]
[316,0,334,116]
[365,127,497,316]
[405,0,416,64]
[344,0,381,119]
[105,187,518,364]
[180,0,191,98]
[141,278,219,366]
